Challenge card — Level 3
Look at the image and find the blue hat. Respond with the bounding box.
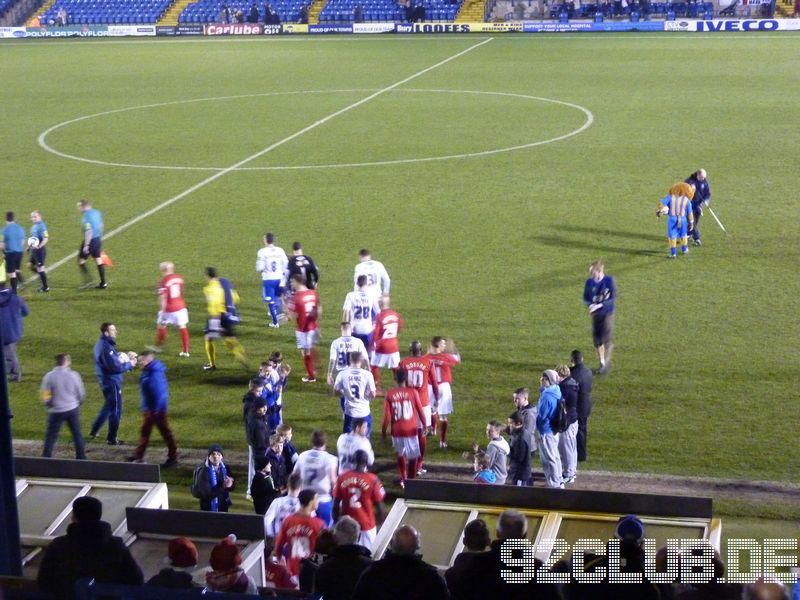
[615,515,645,544]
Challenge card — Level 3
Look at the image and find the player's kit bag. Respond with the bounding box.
[190,465,204,498]
[550,399,569,433]
[219,277,240,325]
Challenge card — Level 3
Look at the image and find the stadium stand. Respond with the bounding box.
[178,0,306,23]
[319,0,459,22]
[38,0,173,24]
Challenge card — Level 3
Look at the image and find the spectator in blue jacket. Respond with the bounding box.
[127,351,178,467]
[0,283,28,382]
[536,369,564,489]
[89,322,134,446]
[685,168,711,246]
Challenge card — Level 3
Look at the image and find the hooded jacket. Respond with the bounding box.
[93,334,133,385]
[536,383,562,436]
[0,288,28,345]
[37,520,143,599]
[314,543,373,600]
[485,436,510,485]
[139,358,169,412]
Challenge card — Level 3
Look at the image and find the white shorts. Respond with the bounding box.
[371,352,400,369]
[435,382,453,416]
[358,527,376,551]
[417,405,431,429]
[157,308,189,328]
[295,329,320,350]
[392,435,421,459]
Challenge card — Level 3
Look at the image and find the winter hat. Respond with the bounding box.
[208,444,224,457]
[168,537,198,568]
[254,397,267,410]
[543,369,560,386]
[210,535,242,571]
[615,515,645,544]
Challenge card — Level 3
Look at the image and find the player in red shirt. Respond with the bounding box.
[263,536,298,591]
[382,370,426,485]
[333,450,386,550]
[398,341,438,474]
[425,336,461,448]
[370,295,403,395]
[273,489,325,578]
[287,274,321,383]
[154,261,190,356]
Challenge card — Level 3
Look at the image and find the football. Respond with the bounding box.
[27,236,39,249]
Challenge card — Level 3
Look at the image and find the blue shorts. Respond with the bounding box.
[262,279,282,303]
[354,332,371,350]
[316,500,333,527]
[667,217,688,240]
[343,413,372,436]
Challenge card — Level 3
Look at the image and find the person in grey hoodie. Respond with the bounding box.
[536,369,564,489]
[472,420,510,485]
[41,353,86,459]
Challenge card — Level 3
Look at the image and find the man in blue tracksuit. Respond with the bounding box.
[536,370,564,489]
[2,211,26,294]
[89,322,134,445]
[127,351,178,467]
[685,168,711,246]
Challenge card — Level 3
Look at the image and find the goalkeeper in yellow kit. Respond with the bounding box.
[203,266,248,371]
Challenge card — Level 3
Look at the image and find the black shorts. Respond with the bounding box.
[592,312,614,347]
[30,247,46,268]
[78,238,102,259]
[4,252,22,273]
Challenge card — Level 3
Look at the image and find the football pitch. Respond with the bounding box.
[2,33,800,514]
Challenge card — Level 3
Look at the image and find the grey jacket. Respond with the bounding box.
[41,367,85,413]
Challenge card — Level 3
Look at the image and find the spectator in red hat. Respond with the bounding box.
[205,535,258,594]
[146,536,199,588]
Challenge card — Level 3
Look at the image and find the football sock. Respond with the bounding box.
[180,328,190,353]
[39,272,48,288]
[97,264,106,285]
[407,458,418,479]
[431,413,438,435]
[156,327,167,346]
[440,420,448,443]
[225,338,248,366]
[303,354,315,378]
[371,366,380,389]
[10,277,17,293]
[397,456,407,481]
[417,433,426,470]
[204,339,216,366]
[268,299,279,325]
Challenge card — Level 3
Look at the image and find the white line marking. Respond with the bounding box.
[30,37,493,281]
[39,89,593,171]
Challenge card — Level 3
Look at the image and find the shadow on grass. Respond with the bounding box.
[557,224,665,244]
[200,374,253,386]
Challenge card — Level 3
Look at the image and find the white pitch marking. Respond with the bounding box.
[29,37,493,281]
[39,88,593,171]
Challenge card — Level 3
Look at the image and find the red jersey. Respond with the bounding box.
[383,386,426,438]
[264,556,298,590]
[371,309,403,354]
[293,289,319,333]
[158,273,186,312]
[274,512,325,577]
[399,356,438,407]
[424,352,460,384]
[334,470,386,531]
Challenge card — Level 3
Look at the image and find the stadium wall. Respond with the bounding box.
[1,18,800,37]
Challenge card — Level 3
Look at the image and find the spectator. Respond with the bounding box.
[471,420,509,485]
[126,350,178,468]
[264,471,302,537]
[0,282,29,383]
[247,1,260,21]
[299,529,336,594]
[251,455,279,515]
[37,496,143,599]
[354,3,363,21]
[219,3,230,22]
[56,6,68,25]
[299,2,309,22]
[265,3,280,23]
[742,580,789,600]
[196,444,235,512]
[234,8,245,22]
[245,397,271,477]
[472,451,497,484]
[205,534,258,594]
[447,509,561,600]
[263,535,298,591]
[242,377,264,496]
[277,423,299,465]
[570,350,593,462]
[507,412,532,486]
[537,370,564,489]
[352,525,450,600]
[513,387,537,453]
[445,519,490,591]
[146,537,199,589]
[41,353,86,460]
[556,364,579,485]
[314,516,373,600]
[265,433,289,491]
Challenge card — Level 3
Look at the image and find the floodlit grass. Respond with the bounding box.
[2,33,799,500]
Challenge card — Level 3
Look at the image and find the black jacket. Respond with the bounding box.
[352,552,449,600]
[37,520,143,599]
[314,543,373,600]
[508,429,532,483]
[197,462,234,512]
[250,471,279,515]
[246,410,271,455]
[559,376,580,424]
[570,363,593,418]
[146,567,197,589]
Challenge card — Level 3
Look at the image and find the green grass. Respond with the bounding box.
[2,34,800,506]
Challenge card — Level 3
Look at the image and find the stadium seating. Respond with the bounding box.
[178,0,307,24]
[39,0,173,24]
[319,0,459,22]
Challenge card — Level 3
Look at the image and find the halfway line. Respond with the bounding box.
[31,36,493,282]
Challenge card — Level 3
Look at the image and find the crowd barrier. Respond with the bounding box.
[2,18,800,38]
